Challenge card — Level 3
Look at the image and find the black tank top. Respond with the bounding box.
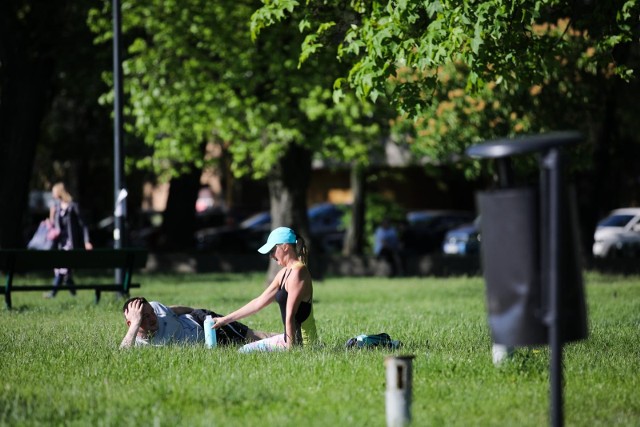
[275,268,312,343]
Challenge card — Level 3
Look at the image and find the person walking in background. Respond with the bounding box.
[43,182,93,298]
[211,227,318,353]
[374,218,403,277]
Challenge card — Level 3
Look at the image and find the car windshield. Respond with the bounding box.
[240,212,271,229]
[309,204,346,229]
[238,204,347,231]
[407,212,437,225]
[407,212,473,227]
[597,214,634,228]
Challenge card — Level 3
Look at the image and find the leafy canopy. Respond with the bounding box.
[88,0,389,181]
[255,0,638,116]
[251,0,639,174]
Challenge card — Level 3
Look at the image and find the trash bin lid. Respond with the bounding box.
[466,131,583,159]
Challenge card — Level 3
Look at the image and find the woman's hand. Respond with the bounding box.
[212,316,229,329]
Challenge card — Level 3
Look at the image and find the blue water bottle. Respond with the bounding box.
[204,315,217,348]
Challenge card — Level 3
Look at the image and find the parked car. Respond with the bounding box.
[195,203,348,253]
[307,203,349,253]
[592,208,640,258]
[442,218,481,256]
[93,210,166,249]
[194,210,270,252]
[403,210,475,254]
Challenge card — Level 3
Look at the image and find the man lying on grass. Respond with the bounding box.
[120,296,273,348]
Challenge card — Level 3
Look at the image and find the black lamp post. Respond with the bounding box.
[112,0,127,280]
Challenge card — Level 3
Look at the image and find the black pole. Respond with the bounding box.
[112,0,126,280]
[496,158,514,188]
[544,148,564,427]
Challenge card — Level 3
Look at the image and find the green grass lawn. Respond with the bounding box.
[1,272,638,426]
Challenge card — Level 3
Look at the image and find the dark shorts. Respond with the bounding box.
[190,309,250,345]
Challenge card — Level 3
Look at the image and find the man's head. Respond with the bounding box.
[122,297,158,334]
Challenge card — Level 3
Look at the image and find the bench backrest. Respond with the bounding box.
[0,249,148,271]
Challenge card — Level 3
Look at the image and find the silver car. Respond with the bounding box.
[592,208,640,258]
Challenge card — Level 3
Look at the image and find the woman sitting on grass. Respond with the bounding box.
[212,227,318,353]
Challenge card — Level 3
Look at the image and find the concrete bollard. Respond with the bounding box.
[385,355,415,427]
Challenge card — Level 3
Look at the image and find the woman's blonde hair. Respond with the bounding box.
[52,182,73,203]
[294,232,308,265]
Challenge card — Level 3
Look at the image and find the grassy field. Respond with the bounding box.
[0,271,638,426]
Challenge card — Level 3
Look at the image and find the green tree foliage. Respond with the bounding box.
[268,1,637,111]
[254,1,639,155]
[254,0,640,246]
[89,0,392,253]
[89,0,386,181]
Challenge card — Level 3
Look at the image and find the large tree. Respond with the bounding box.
[255,0,640,246]
[261,1,637,111]
[89,0,389,254]
[0,0,59,249]
[0,1,116,249]
[255,1,639,153]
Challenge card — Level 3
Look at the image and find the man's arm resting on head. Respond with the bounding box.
[120,320,142,349]
[167,305,195,316]
[120,298,145,349]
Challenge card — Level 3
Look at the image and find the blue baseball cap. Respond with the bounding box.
[258,227,297,254]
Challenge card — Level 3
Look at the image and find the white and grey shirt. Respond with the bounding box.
[135,302,203,346]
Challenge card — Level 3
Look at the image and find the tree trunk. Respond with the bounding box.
[0,1,55,248]
[343,163,366,255]
[160,167,202,251]
[266,143,312,279]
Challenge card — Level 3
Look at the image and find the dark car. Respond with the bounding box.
[195,203,348,253]
[93,210,166,249]
[402,210,475,254]
[194,211,271,252]
[442,219,481,256]
[307,203,348,252]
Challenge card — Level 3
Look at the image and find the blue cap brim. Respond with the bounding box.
[257,241,275,254]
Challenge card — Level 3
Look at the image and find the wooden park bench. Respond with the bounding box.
[0,248,148,309]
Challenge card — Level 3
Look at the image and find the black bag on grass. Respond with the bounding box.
[345,333,401,349]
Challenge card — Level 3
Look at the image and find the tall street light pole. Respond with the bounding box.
[112,0,127,282]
